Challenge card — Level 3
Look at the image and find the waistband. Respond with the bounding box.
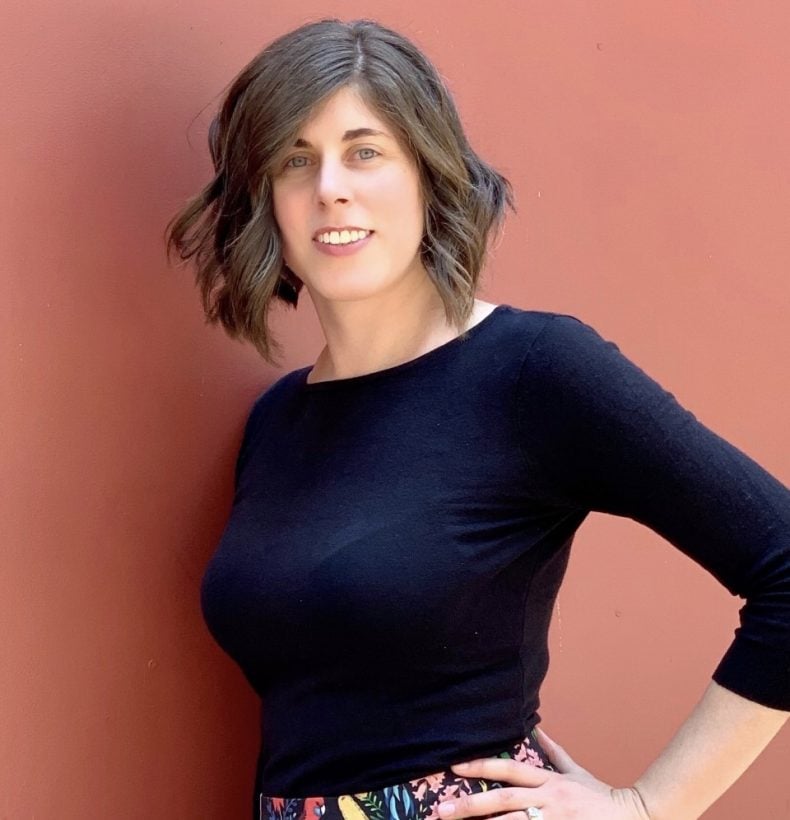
[259,728,555,820]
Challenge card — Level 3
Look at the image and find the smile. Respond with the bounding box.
[313,230,375,257]
[315,229,373,245]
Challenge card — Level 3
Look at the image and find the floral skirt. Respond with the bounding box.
[258,728,555,820]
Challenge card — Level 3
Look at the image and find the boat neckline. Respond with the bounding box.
[299,303,510,391]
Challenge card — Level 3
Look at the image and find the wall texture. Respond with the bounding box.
[1,1,788,817]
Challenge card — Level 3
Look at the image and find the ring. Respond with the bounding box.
[525,809,544,820]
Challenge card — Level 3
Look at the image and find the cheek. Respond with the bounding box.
[272,187,287,217]
[271,202,297,267]
[368,170,424,231]
[272,181,299,217]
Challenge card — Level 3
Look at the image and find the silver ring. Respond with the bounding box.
[525,808,544,820]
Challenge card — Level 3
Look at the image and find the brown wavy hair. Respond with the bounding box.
[164,17,516,365]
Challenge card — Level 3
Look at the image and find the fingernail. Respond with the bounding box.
[438,802,456,816]
[453,762,470,771]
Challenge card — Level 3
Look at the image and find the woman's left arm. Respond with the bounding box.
[464,313,790,818]
[441,681,787,820]
[631,679,788,819]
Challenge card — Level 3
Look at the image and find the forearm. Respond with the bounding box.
[633,679,788,820]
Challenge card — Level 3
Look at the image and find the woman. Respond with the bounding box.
[165,18,790,820]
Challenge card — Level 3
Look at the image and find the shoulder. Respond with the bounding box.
[241,365,310,427]
[503,306,669,415]
[252,365,309,403]
[494,303,593,333]
[493,305,613,363]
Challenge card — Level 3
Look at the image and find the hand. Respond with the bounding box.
[439,728,651,820]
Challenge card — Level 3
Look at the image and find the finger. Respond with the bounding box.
[437,786,545,820]
[493,812,546,820]
[450,758,553,787]
[534,728,579,776]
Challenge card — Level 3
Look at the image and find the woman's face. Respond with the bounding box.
[271,85,428,308]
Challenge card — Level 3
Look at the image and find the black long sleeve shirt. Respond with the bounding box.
[200,304,790,799]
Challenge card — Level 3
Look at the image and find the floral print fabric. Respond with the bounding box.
[259,729,555,820]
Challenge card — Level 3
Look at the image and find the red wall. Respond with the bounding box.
[2,2,788,817]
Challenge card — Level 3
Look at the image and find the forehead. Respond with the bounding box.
[296,87,391,138]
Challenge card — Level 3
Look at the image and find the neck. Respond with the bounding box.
[307,288,482,384]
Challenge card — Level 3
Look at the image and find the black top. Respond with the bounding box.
[200,304,790,800]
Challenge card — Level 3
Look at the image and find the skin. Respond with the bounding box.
[271,85,790,817]
[439,683,787,819]
[270,84,497,384]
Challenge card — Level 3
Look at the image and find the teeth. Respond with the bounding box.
[317,229,371,245]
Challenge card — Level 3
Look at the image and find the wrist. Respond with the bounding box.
[611,785,653,820]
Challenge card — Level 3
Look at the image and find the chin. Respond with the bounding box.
[306,270,400,302]
[313,286,391,304]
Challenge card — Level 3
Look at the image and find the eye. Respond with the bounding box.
[356,147,380,160]
[282,147,381,170]
[284,155,309,169]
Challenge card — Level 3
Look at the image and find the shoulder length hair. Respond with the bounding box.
[164,17,516,365]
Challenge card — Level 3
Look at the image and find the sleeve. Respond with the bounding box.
[515,313,790,710]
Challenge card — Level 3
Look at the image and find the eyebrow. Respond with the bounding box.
[292,128,390,148]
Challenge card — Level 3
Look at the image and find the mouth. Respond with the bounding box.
[313,228,375,247]
[312,229,375,257]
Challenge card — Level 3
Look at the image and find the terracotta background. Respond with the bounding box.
[2,1,789,818]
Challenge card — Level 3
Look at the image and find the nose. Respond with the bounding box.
[315,157,352,206]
